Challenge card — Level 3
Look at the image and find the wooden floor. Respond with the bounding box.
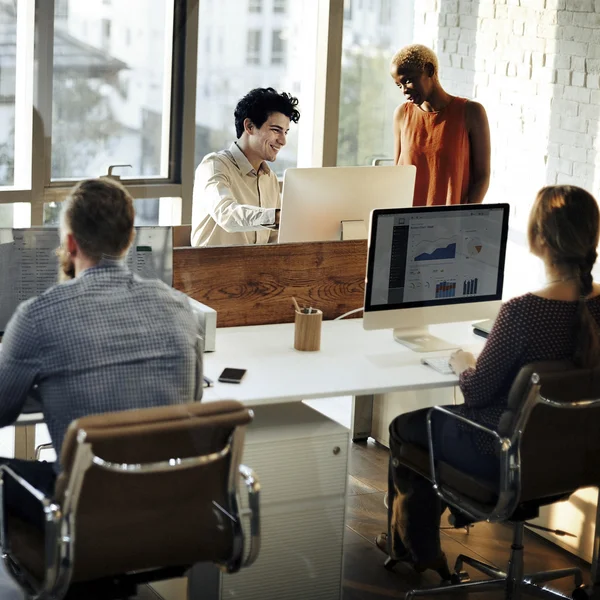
[343,439,591,599]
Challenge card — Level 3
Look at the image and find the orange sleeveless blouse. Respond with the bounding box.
[399,96,470,207]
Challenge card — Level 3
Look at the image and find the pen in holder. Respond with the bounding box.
[293,299,322,352]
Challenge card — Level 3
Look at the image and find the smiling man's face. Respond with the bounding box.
[390,64,435,107]
[248,112,290,163]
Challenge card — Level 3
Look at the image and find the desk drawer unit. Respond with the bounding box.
[189,401,349,600]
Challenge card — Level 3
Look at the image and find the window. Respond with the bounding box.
[101,19,111,50]
[0,1,33,191]
[248,0,262,14]
[51,1,174,181]
[246,30,262,65]
[337,0,414,166]
[55,0,69,20]
[379,0,392,24]
[273,0,287,14]
[196,2,320,177]
[271,30,286,65]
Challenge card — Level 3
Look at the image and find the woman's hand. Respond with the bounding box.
[449,349,476,375]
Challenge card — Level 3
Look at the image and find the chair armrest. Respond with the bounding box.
[0,464,66,599]
[238,464,260,568]
[0,464,51,505]
[425,406,511,523]
[0,465,57,548]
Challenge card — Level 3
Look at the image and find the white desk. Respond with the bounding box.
[15,319,484,600]
[202,319,482,404]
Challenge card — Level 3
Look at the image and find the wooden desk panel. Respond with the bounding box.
[173,240,367,327]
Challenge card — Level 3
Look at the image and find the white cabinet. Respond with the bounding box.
[184,402,349,600]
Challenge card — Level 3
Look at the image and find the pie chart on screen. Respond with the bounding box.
[467,237,483,257]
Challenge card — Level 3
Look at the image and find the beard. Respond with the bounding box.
[55,246,75,281]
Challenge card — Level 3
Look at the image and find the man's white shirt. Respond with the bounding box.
[191,142,279,246]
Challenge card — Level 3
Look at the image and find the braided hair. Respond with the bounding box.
[528,185,600,368]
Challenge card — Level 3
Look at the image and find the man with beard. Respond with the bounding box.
[0,177,200,530]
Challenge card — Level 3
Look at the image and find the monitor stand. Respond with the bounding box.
[393,328,459,353]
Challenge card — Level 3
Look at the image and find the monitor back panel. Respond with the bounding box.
[278,165,416,243]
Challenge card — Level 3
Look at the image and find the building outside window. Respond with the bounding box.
[248,0,262,14]
[273,0,286,14]
[271,30,286,65]
[246,30,261,65]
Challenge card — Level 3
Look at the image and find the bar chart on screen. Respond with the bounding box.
[435,280,456,298]
[463,278,479,295]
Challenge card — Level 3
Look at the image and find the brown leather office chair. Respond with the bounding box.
[0,400,260,600]
[394,361,600,600]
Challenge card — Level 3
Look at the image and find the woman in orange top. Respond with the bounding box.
[390,44,491,206]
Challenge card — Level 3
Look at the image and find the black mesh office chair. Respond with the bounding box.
[394,361,600,600]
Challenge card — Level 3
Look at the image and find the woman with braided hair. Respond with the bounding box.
[376,185,600,579]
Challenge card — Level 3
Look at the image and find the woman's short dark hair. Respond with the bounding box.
[234,87,300,138]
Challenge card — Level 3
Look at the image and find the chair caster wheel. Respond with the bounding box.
[384,557,398,571]
[572,586,589,600]
[451,571,470,585]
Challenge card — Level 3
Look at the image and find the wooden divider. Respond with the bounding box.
[173,240,367,327]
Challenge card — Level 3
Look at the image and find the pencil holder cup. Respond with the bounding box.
[294,308,323,351]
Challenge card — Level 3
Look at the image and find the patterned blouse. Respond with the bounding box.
[453,293,600,455]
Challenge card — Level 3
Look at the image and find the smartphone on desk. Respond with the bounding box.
[218,367,247,384]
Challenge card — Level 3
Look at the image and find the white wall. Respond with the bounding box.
[413,0,600,230]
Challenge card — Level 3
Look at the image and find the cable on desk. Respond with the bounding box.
[334,307,364,320]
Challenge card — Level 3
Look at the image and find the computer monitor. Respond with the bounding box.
[278,165,416,243]
[0,226,173,333]
[363,204,509,352]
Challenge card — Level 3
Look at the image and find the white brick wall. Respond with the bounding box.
[414,0,600,229]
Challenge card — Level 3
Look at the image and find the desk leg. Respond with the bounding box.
[14,425,35,460]
[351,394,373,442]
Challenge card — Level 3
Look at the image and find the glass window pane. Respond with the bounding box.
[43,198,180,227]
[0,3,20,187]
[273,0,286,14]
[271,30,286,65]
[337,0,414,166]
[0,203,31,228]
[51,0,174,181]
[197,1,317,177]
[248,0,262,14]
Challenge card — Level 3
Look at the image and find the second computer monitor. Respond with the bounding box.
[278,165,416,243]
[363,204,510,351]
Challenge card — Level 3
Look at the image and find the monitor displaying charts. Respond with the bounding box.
[366,204,509,311]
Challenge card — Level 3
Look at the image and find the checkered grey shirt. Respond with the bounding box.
[0,261,200,470]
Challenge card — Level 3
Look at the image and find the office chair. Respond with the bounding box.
[0,400,260,600]
[393,361,600,600]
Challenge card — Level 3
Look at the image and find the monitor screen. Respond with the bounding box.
[365,204,509,312]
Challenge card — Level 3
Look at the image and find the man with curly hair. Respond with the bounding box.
[192,87,300,246]
[390,44,490,206]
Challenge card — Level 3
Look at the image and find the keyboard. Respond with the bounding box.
[420,356,454,375]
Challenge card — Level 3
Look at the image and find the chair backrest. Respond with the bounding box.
[502,361,600,505]
[55,400,253,583]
